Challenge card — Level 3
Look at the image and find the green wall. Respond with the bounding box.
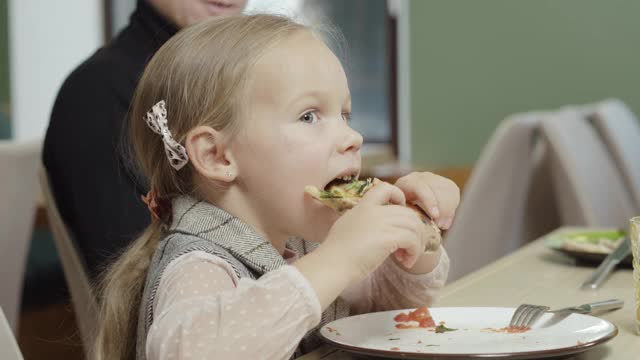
[410,0,640,168]
[0,0,9,139]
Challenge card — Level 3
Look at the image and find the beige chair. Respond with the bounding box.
[540,107,637,228]
[0,306,23,360]
[587,99,640,210]
[444,112,559,281]
[0,140,41,333]
[39,166,97,358]
[444,104,636,281]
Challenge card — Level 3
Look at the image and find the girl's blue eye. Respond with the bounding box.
[299,111,318,124]
[342,112,352,122]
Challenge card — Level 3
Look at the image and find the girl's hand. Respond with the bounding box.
[321,181,428,283]
[394,172,460,230]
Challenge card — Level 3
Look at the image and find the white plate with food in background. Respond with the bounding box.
[545,229,632,267]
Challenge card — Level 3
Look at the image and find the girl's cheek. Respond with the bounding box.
[281,131,305,154]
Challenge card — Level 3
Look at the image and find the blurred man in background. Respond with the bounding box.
[43,0,248,281]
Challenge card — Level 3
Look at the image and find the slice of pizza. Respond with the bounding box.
[305,177,442,252]
[304,177,375,213]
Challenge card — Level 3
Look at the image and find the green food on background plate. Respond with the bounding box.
[547,230,625,254]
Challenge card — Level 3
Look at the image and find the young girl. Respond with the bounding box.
[94,14,459,360]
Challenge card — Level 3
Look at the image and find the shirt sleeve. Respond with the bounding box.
[341,246,450,314]
[146,251,322,360]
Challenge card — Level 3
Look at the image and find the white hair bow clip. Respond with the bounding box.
[144,100,189,170]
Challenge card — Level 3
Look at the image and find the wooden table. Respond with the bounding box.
[301,227,639,359]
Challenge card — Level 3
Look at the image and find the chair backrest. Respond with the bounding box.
[0,139,41,333]
[444,112,558,281]
[540,107,636,228]
[38,165,98,358]
[588,99,640,210]
[0,306,23,360]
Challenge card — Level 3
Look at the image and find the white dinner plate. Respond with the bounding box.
[318,307,617,359]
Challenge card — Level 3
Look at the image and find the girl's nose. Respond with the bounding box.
[338,125,363,154]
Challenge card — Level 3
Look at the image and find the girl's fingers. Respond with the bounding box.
[390,228,423,268]
[394,248,409,263]
[382,205,424,231]
[395,174,441,220]
[360,181,406,207]
[433,179,460,229]
[396,173,461,230]
[410,185,441,224]
[382,205,430,255]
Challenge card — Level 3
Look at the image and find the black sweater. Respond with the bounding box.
[43,1,177,281]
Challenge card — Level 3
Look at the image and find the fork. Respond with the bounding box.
[509,299,624,328]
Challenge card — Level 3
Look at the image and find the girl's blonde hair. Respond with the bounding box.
[93,14,308,360]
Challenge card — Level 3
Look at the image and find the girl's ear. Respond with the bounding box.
[185,126,237,182]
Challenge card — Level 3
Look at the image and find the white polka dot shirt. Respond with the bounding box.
[145,247,449,359]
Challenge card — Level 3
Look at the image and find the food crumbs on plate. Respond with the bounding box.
[481,326,530,334]
[390,347,400,351]
[395,323,414,329]
[325,327,341,336]
[393,306,436,329]
[577,341,585,345]
[394,312,410,322]
[425,345,440,347]
[435,324,457,333]
[388,338,400,341]
[416,340,423,344]
[504,326,529,334]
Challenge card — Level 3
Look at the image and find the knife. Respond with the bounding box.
[581,237,631,290]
